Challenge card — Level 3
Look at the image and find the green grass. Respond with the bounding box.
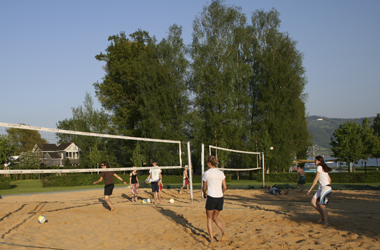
[1,179,379,196]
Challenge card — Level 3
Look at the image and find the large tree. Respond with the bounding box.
[330,120,364,171]
[189,1,310,171]
[6,126,47,154]
[247,9,311,171]
[94,26,189,165]
[56,93,111,168]
[189,0,253,168]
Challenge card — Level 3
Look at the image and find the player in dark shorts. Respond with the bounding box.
[202,155,227,244]
[93,161,127,211]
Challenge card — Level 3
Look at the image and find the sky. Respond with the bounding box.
[1,0,379,130]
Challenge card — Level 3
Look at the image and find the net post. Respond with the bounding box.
[262,152,265,188]
[201,143,205,201]
[187,141,194,203]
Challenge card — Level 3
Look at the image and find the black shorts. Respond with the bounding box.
[104,184,114,196]
[205,196,224,211]
[151,181,159,192]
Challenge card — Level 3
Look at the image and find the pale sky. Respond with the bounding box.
[1,0,379,129]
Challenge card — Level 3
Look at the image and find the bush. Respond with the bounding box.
[254,171,380,183]
[41,173,232,188]
[0,177,11,189]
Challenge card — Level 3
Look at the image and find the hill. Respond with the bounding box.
[306,115,375,157]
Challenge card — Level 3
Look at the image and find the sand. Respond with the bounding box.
[0,187,379,250]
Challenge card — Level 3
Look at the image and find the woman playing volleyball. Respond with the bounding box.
[307,155,332,226]
[129,169,139,202]
[202,155,227,243]
[93,161,127,211]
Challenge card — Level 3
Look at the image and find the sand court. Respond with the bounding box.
[0,188,379,249]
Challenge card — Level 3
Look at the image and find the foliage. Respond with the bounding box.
[6,126,47,154]
[0,134,16,164]
[94,26,189,166]
[56,93,112,168]
[18,151,41,169]
[331,119,379,172]
[0,177,11,189]
[188,1,310,172]
[255,171,380,183]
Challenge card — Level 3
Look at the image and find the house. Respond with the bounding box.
[33,143,81,166]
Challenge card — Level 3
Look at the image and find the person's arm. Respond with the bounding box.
[129,174,132,185]
[222,178,227,194]
[93,176,103,185]
[307,172,320,195]
[113,173,127,184]
[202,180,207,198]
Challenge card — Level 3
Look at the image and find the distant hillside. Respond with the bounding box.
[306,115,375,157]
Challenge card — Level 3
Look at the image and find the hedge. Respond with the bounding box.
[0,177,11,189]
[255,171,380,183]
[41,173,232,188]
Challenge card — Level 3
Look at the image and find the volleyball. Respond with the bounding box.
[142,199,147,203]
[169,198,174,204]
[145,178,151,183]
[38,215,46,224]
[147,198,151,203]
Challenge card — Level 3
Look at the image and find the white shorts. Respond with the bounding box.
[313,185,332,205]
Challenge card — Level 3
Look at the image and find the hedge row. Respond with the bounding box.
[254,171,380,183]
[0,177,11,189]
[41,173,233,188]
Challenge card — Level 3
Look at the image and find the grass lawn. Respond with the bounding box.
[1,179,379,196]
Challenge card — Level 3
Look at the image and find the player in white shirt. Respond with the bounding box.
[307,155,332,226]
[147,160,162,204]
[202,155,227,244]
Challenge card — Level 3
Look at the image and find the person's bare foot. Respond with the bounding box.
[221,232,227,242]
[318,218,324,224]
[110,207,115,212]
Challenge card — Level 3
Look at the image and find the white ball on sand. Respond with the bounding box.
[147,198,151,203]
[38,215,46,224]
[169,198,174,204]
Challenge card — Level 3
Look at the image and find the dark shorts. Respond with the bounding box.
[205,196,224,211]
[104,184,114,196]
[151,181,159,193]
[298,176,306,184]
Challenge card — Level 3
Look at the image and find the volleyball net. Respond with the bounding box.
[0,122,194,200]
[201,144,265,189]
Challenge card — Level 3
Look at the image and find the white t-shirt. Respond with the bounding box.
[317,165,330,188]
[202,168,225,198]
[149,166,161,182]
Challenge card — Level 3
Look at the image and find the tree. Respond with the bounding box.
[0,135,16,164]
[330,121,364,171]
[372,113,380,163]
[248,8,311,171]
[94,26,189,165]
[56,93,111,168]
[6,126,47,154]
[189,0,253,168]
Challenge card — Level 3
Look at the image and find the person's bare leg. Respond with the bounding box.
[206,210,215,243]
[158,191,161,204]
[153,192,158,204]
[212,210,226,241]
[186,184,189,193]
[319,204,329,226]
[311,198,323,222]
[104,195,114,211]
[180,185,184,194]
